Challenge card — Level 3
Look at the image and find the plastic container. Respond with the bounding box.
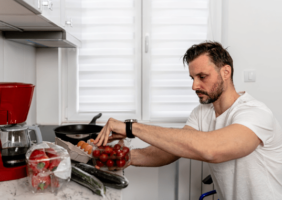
[25,141,71,194]
[89,138,132,171]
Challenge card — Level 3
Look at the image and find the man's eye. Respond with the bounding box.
[200,76,206,79]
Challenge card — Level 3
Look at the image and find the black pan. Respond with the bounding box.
[54,113,103,145]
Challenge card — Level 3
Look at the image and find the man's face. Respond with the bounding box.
[188,54,224,104]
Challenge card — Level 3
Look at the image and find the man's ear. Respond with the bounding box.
[221,65,232,80]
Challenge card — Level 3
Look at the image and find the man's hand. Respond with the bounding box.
[93,118,127,146]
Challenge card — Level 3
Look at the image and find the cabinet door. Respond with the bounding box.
[14,0,41,14]
[39,0,61,25]
[62,0,81,40]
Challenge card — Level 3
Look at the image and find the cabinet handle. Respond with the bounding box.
[65,19,73,27]
[38,0,41,10]
[145,33,149,53]
[42,0,53,11]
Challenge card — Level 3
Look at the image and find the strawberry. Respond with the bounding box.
[45,148,61,171]
[31,173,50,191]
[29,149,50,173]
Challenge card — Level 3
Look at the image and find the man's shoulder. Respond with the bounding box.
[234,92,272,114]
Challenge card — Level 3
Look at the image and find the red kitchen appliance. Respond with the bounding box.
[0,82,42,181]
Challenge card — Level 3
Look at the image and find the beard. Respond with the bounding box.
[196,75,224,104]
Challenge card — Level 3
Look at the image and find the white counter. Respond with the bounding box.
[0,176,122,200]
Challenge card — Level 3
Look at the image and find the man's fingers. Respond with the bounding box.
[94,126,105,143]
[103,126,110,146]
[98,132,105,146]
[94,118,125,146]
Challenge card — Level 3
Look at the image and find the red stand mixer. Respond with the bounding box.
[0,83,42,181]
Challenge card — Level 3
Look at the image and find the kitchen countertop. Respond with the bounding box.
[0,176,122,200]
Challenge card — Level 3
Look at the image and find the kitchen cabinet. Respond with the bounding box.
[61,0,81,40]
[0,0,81,47]
[0,0,62,30]
[0,15,59,31]
[14,0,41,14]
[39,0,61,26]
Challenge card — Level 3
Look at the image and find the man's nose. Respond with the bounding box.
[192,79,199,91]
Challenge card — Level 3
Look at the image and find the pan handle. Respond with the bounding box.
[89,113,102,125]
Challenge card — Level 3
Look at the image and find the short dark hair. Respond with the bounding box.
[183,41,234,81]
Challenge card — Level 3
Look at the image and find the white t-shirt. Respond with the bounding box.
[186,92,282,200]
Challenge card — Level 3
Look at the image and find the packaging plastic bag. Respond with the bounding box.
[71,165,106,198]
[25,141,71,194]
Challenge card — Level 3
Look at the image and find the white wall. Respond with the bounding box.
[0,31,36,126]
[222,0,282,122]
[36,48,61,125]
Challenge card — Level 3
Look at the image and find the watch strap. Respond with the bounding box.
[125,119,137,138]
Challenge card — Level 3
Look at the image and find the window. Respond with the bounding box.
[65,0,221,124]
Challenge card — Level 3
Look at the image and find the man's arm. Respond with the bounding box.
[130,146,179,167]
[94,118,261,163]
[130,125,195,167]
[132,123,261,163]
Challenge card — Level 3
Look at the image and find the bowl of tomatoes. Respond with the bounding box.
[90,139,131,171]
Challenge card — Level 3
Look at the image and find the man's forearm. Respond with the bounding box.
[131,123,211,162]
[131,145,179,167]
[130,122,261,164]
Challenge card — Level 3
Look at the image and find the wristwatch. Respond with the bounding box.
[124,119,138,138]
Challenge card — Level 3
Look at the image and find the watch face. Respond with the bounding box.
[124,119,138,123]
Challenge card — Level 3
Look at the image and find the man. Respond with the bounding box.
[94,42,282,200]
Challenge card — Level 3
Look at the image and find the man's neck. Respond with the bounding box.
[213,87,240,118]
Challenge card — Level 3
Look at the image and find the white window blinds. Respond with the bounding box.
[142,0,209,122]
[77,0,141,121]
[67,0,212,123]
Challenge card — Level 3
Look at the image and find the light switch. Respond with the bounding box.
[244,70,256,82]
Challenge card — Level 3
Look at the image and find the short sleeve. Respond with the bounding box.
[231,106,275,146]
[186,105,201,130]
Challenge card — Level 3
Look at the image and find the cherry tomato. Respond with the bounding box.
[113,144,121,150]
[92,150,100,158]
[104,146,113,155]
[122,146,130,155]
[116,150,125,159]
[106,159,114,167]
[116,159,126,168]
[98,146,105,152]
[99,153,108,163]
[96,160,104,167]
[110,150,117,159]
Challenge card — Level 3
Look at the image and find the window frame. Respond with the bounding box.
[62,0,222,125]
